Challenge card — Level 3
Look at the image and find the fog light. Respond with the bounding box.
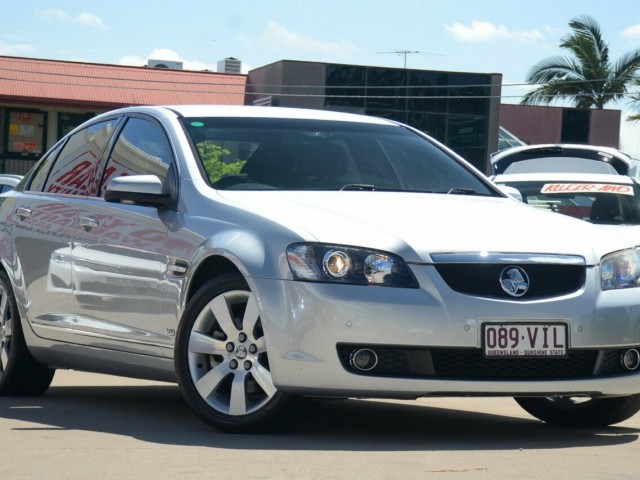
[621,349,640,371]
[350,348,378,371]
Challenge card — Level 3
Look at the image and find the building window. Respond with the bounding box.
[561,109,590,144]
[325,65,365,110]
[4,109,47,159]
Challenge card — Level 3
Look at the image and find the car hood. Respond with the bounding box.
[217,191,631,265]
[585,223,640,246]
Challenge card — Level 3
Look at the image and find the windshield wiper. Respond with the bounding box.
[447,187,477,195]
[340,184,376,191]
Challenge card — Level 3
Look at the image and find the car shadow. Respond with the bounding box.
[1,382,638,451]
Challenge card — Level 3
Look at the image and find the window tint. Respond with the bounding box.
[28,142,64,192]
[181,117,495,196]
[42,120,116,195]
[99,117,172,193]
[502,180,640,225]
[503,157,618,175]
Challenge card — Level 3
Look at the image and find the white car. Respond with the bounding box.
[1,107,640,433]
[491,144,640,179]
[492,144,640,223]
[492,171,640,225]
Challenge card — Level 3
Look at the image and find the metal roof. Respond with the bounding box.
[0,55,247,108]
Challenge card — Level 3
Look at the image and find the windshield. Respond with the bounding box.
[500,180,640,225]
[182,117,496,195]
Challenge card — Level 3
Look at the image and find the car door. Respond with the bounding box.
[9,118,118,338]
[69,115,177,355]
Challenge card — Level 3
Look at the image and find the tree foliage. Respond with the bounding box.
[627,77,640,122]
[197,141,246,183]
[521,15,640,109]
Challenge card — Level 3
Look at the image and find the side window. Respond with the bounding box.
[27,142,64,192]
[99,117,172,193]
[42,120,116,196]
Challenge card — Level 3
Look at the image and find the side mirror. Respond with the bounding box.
[495,185,523,202]
[103,175,172,208]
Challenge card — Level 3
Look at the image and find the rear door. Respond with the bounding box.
[9,118,119,337]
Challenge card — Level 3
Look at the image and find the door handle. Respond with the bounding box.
[16,206,31,219]
[78,216,99,230]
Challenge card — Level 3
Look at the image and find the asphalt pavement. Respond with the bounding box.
[2,369,639,480]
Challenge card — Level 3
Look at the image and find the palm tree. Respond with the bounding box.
[521,15,640,109]
[627,78,640,121]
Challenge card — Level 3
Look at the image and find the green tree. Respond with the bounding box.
[627,78,640,121]
[197,141,246,183]
[521,15,640,109]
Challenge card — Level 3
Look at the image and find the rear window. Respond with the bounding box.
[502,157,619,175]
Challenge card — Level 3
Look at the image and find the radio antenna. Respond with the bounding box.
[376,49,444,68]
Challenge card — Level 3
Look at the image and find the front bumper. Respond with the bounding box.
[250,263,640,398]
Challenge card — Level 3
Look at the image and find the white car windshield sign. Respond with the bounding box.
[541,183,634,196]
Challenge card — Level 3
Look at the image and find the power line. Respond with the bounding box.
[0,64,631,91]
[376,49,445,68]
[4,75,640,102]
[2,66,640,102]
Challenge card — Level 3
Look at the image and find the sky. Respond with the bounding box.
[2,0,640,155]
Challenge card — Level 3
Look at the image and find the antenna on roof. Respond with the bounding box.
[375,49,444,69]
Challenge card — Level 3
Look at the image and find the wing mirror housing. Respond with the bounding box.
[495,185,523,202]
[103,175,172,208]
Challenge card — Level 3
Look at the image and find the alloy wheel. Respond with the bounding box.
[186,289,276,416]
[0,284,12,375]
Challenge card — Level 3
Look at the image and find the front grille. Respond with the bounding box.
[337,344,635,380]
[431,349,595,379]
[433,263,585,300]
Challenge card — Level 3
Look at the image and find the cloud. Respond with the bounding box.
[75,13,108,31]
[35,8,69,21]
[118,48,217,71]
[34,8,108,31]
[261,20,356,57]
[445,20,543,43]
[622,24,640,39]
[0,40,36,56]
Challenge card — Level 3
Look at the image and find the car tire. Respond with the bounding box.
[0,270,55,396]
[175,272,303,433]
[514,394,640,427]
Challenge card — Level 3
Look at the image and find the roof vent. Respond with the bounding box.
[217,57,242,74]
[147,59,183,70]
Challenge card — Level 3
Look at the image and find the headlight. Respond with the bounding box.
[601,248,640,290]
[286,243,419,288]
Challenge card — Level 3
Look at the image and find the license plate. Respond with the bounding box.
[483,323,567,357]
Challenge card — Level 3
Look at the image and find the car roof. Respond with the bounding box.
[490,143,639,178]
[492,143,632,161]
[493,172,635,184]
[96,104,398,126]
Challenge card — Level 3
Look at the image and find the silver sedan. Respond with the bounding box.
[1,105,640,433]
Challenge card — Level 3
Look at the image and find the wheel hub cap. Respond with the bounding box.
[235,345,247,359]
